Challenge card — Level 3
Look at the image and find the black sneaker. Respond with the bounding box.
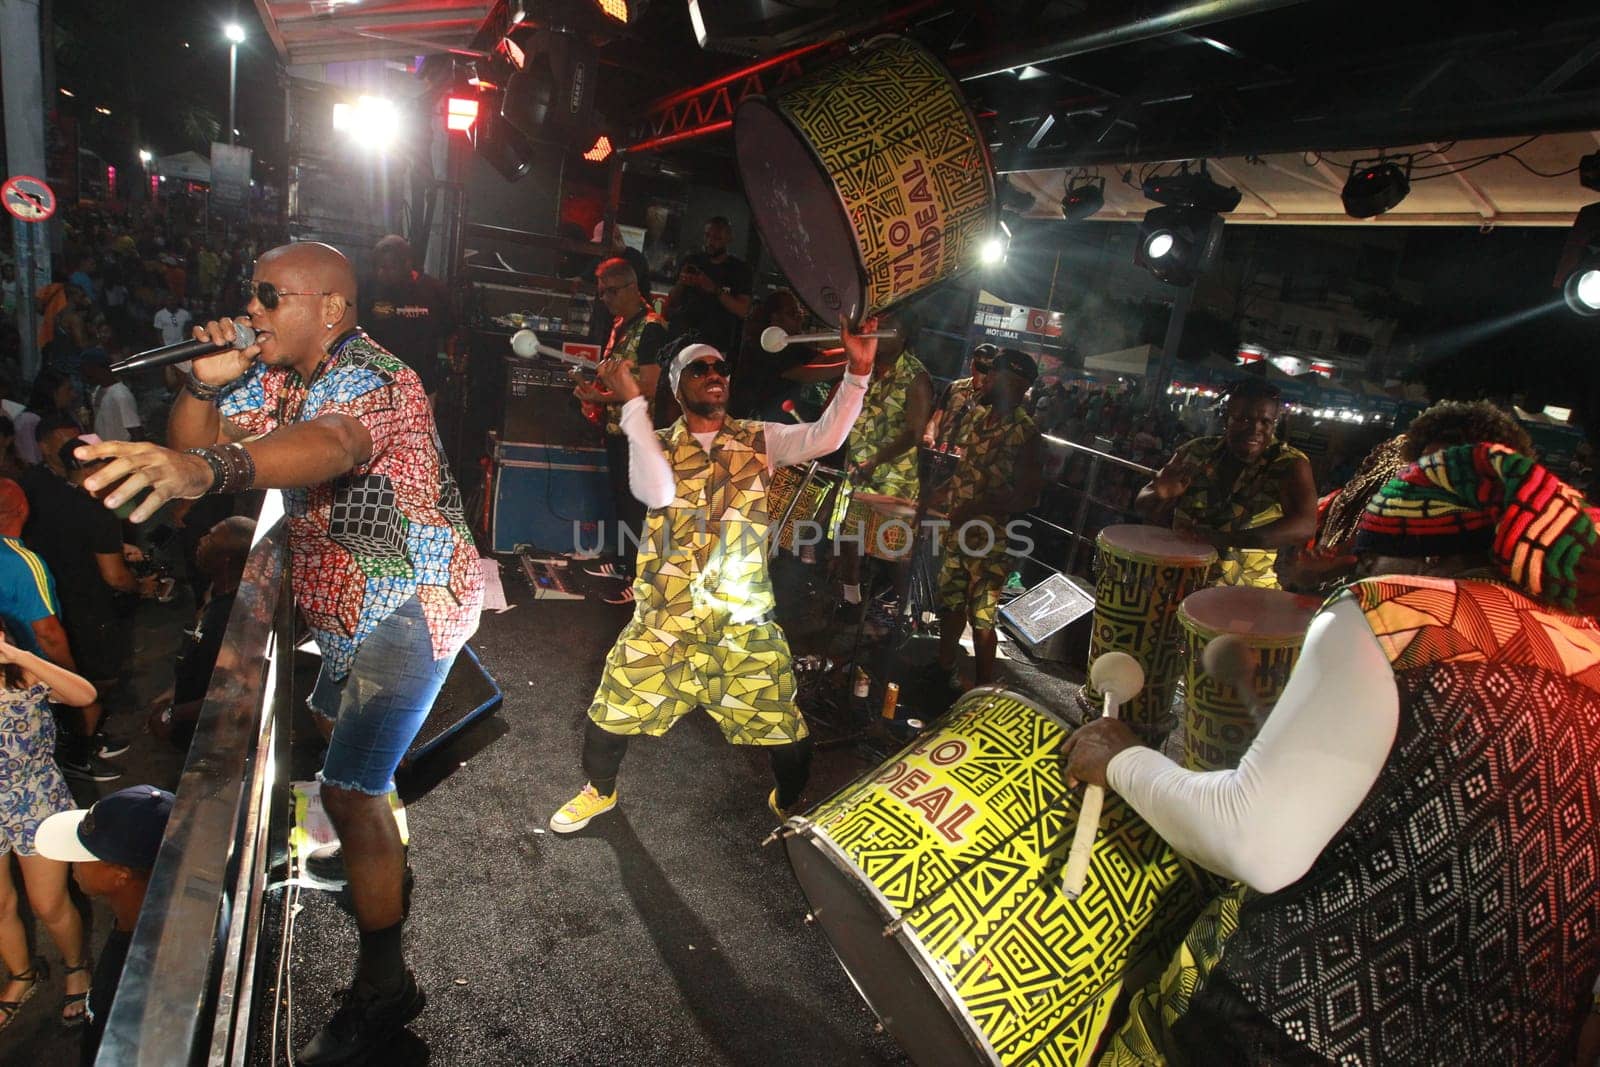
[305,842,348,885]
[295,972,426,1066]
[58,751,124,783]
[94,731,131,759]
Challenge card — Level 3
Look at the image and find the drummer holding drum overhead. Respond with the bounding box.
[1134,377,1316,588]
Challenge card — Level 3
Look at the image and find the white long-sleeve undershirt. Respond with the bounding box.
[1105,596,1400,893]
[617,372,870,510]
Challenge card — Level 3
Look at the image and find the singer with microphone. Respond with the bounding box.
[75,241,483,1065]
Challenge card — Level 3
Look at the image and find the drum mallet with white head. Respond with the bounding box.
[759,324,898,354]
[510,329,596,373]
[1062,651,1145,899]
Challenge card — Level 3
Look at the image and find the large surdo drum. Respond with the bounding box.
[784,689,1211,1066]
[734,36,996,324]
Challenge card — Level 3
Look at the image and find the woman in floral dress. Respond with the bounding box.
[0,629,97,1030]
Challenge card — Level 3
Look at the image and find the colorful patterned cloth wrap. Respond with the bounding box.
[847,350,927,499]
[601,308,668,435]
[219,332,483,676]
[0,681,74,856]
[1170,436,1309,589]
[1105,573,1600,1064]
[588,418,807,745]
[938,404,1037,628]
[1357,441,1600,613]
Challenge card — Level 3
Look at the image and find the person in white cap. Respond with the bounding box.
[549,322,879,833]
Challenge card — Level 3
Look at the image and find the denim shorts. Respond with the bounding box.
[309,596,457,795]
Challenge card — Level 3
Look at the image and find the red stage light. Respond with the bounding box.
[446,96,479,132]
[596,0,628,22]
[583,135,614,162]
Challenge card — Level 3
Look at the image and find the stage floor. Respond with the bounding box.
[272,554,1086,1065]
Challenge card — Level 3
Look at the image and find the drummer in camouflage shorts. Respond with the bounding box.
[932,348,1042,688]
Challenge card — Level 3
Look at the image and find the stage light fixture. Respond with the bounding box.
[980,235,1007,266]
[471,106,536,182]
[1134,204,1225,286]
[501,29,599,147]
[1554,202,1600,317]
[333,95,401,152]
[1061,176,1104,221]
[1570,268,1600,316]
[1342,159,1411,219]
[446,96,480,132]
[583,135,614,162]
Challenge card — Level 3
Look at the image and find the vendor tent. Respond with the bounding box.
[156,151,210,183]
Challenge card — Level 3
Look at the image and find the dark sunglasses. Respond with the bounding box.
[685,359,731,380]
[249,280,332,310]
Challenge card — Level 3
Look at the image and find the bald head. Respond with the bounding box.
[259,242,357,305]
[248,242,359,375]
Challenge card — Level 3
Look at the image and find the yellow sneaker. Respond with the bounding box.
[549,783,617,833]
[768,789,796,820]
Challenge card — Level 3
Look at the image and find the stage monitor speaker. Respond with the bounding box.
[999,572,1096,663]
[503,358,599,445]
[405,646,503,764]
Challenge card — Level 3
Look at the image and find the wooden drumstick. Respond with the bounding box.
[1202,634,1264,720]
[1063,652,1145,899]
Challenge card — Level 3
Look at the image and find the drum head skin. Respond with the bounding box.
[1098,524,1219,566]
[735,99,865,322]
[785,834,987,1067]
[1180,586,1321,640]
[852,493,919,516]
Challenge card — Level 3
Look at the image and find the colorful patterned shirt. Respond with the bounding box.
[941,404,1038,558]
[848,350,927,499]
[1169,435,1309,588]
[931,375,979,451]
[218,332,483,676]
[602,308,667,435]
[1177,575,1600,1064]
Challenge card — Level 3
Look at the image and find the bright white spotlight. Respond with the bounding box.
[333,95,401,152]
[138,149,153,164]
[980,236,1006,265]
[224,23,246,43]
[1145,232,1175,259]
[1576,269,1600,314]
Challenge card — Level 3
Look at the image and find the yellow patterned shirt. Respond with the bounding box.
[941,404,1038,558]
[633,417,775,631]
[848,350,927,499]
[1170,435,1309,588]
[931,375,979,450]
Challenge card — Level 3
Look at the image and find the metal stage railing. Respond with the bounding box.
[96,491,293,1067]
[1014,434,1158,582]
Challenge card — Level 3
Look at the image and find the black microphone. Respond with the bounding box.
[111,322,257,376]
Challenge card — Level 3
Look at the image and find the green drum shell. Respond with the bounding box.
[786,688,1210,1066]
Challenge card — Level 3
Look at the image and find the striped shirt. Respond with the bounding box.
[0,535,59,655]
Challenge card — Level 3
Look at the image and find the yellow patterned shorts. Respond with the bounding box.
[587,617,809,746]
[938,550,1011,630]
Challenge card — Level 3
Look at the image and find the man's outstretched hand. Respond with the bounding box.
[840,317,879,377]
[77,441,214,524]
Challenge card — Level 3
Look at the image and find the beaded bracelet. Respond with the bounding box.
[184,442,257,494]
[183,367,248,402]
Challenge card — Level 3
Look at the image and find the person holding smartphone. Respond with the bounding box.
[665,217,751,356]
